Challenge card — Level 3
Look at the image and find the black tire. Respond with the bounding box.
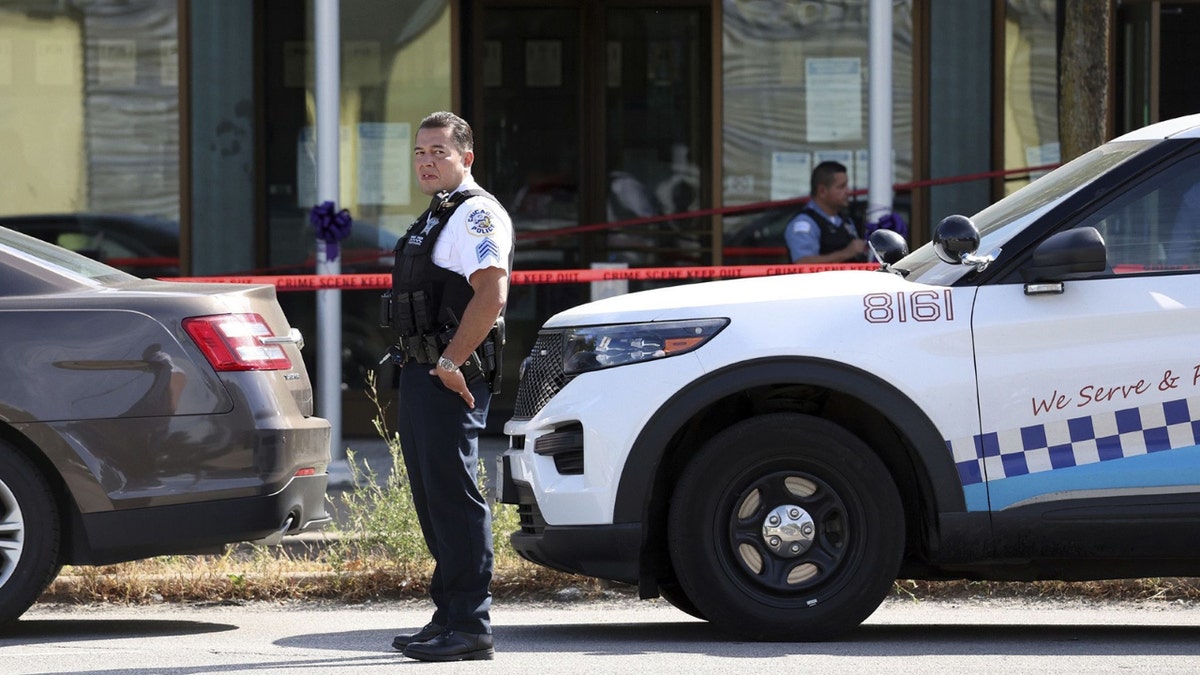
[657,579,707,620]
[0,443,61,627]
[668,413,904,641]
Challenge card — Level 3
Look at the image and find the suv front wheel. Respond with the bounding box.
[667,413,904,641]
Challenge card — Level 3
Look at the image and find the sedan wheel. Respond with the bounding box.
[0,443,61,626]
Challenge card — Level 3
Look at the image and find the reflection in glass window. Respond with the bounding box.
[1003,1,1059,196]
[263,0,451,273]
[0,1,179,222]
[721,0,913,257]
[259,0,453,400]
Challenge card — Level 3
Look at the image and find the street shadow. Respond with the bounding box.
[31,656,397,675]
[0,618,236,644]
[276,620,1200,658]
[843,623,1200,656]
[274,619,721,653]
[4,618,396,675]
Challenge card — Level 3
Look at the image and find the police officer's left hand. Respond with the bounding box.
[431,367,476,409]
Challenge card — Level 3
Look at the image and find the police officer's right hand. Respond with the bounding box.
[432,361,475,409]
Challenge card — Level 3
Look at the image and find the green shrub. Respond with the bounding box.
[327,373,522,573]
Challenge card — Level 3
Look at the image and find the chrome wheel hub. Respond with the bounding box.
[761,504,815,558]
[0,479,24,587]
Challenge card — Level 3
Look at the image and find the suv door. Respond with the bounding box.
[969,148,1200,559]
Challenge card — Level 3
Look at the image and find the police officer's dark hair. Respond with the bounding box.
[419,111,474,154]
[810,160,848,196]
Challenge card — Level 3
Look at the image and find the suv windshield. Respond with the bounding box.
[0,226,134,283]
[898,140,1154,285]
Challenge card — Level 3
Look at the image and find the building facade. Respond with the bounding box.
[2,0,1196,432]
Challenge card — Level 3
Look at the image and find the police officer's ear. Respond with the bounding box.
[462,149,475,170]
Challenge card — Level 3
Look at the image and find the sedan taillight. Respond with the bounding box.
[183,313,293,371]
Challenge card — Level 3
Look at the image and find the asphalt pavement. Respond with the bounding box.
[15,598,1200,674]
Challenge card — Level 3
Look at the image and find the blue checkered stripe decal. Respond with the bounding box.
[948,395,1200,486]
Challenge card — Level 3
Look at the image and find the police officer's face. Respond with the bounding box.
[818,172,851,211]
[414,126,474,196]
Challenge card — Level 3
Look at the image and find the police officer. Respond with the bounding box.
[387,111,512,662]
[784,160,868,263]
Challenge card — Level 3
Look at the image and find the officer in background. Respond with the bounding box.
[386,111,512,662]
[784,160,868,263]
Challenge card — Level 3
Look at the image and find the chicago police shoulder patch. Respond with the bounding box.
[465,208,496,236]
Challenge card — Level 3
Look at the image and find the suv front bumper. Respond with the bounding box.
[501,461,641,585]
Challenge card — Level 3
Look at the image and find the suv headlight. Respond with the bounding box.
[562,318,729,375]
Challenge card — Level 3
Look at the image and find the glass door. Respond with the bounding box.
[1158,3,1200,119]
[473,1,710,422]
[1117,1,1200,134]
[474,1,710,272]
[603,7,711,269]
[1117,1,1156,134]
[475,5,583,271]
[474,3,587,425]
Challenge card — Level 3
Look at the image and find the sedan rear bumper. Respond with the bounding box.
[68,472,331,565]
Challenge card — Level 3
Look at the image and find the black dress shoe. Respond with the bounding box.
[391,622,445,650]
[403,630,495,662]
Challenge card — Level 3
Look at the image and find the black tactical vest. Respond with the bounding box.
[803,205,866,261]
[388,188,504,365]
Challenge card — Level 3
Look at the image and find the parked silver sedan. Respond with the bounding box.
[0,226,331,625]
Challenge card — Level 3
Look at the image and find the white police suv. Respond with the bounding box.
[500,114,1200,641]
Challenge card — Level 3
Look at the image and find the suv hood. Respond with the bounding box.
[545,270,909,326]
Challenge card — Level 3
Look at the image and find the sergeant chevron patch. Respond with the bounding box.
[476,238,499,262]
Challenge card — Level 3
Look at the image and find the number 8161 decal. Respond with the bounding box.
[863,289,955,324]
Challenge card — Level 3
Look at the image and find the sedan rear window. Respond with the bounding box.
[0,226,135,283]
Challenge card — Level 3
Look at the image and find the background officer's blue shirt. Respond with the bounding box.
[784,204,851,261]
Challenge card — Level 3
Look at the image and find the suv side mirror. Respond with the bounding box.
[1020,227,1107,282]
[933,215,981,264]
[867,229,908,265]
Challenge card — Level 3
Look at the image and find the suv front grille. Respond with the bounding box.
[513,330,574,419]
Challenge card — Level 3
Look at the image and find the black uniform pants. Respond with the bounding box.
[397,363,494,635]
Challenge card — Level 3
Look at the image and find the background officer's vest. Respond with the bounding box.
[802,205,867,262]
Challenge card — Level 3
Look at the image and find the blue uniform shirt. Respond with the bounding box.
[784,204,855,262]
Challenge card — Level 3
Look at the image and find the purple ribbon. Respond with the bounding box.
[310,201,353,262]
[865,211,909,239]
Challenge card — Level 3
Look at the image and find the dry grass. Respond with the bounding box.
[891,577,1200,603]
[39,545,625,606]
[40,545,1200,608]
